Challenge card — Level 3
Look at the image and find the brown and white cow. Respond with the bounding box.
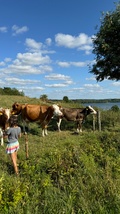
[11,102,63,137]
[56,106,97,133]
[0,108,11,145]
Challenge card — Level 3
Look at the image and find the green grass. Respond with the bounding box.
[0,95,120,214]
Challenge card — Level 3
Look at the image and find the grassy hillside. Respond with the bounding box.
[0,95,84,109]
[0,95,47,108]
[0,95,120,214]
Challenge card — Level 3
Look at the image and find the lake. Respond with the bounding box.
[82,102,120,110]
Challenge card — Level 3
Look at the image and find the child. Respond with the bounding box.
[5,116,21,175]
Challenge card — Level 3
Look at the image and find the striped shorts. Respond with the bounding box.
[6,141,19,154]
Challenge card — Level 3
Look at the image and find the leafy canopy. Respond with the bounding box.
[40,94,48,101]
[0,87,24,96]
[90,2,120,81]
[63,96,69,102]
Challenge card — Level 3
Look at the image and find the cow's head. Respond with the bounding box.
[0,108,11,119]
[52,104,63,116]
[85,106,97,115]
[0,108,11,129]
[11,102,22,115]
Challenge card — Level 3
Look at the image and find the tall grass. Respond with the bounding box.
[0,95,120,214]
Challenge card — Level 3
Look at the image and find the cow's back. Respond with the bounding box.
[22,105,41,121]
[22,105,51,122]
[62,108,83,121]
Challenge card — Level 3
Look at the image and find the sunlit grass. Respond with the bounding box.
[0,95,120,213]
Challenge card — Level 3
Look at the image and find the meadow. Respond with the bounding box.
[0,96,120,214]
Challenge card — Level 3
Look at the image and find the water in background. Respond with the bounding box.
[83,102,120,110]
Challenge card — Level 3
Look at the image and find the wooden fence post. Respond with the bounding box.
[25,133,29,159]
[93,114,96,131]
[97,111,101,131]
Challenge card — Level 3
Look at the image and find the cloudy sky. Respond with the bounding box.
[0,0,119,99]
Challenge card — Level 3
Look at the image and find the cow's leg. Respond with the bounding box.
[42,128,45,137]
[0,129,4,146]
[76,122,79,132]
[57,118,62,132]
[76,121,82,133]
[42,125,48,137]
[44,126,48,136]
[79,127,82,133]
[26,121,30,133]
[1,137,4,146]
[22,120,30,134]
[22,120,26,134]
[1,135,4,146]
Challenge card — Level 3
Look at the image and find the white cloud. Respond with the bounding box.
[5,77,41,85]
[83,84,103,94]
[25,38,54,54]
[55,33,93,54]
[16,52,51,65]
[18,86,44,97]
[84,83,101,88]
[38,65,53,72]
[25,38,43,52]
[0,58,12,66]
[78,45,92,54]
[45,83,68,88]
[73,87,84,90]
[57,61,70,67]
[0,79,5,84]
[65,80,73,85]
[0,26,7,33]
[86,77,96,81]
[0,61,5,66]
[0,31,118,99]
[45,73,71,81]
[112,82,120,86]
[12,25,29,36]
[71,61,88,67]
[4,58,12,62]
[45,38,52,46]
[0,47,53,75]
[57,60,91,68]
[3,63,52,75]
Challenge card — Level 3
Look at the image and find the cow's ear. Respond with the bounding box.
[0,112,3,115]
[86,106,89,110]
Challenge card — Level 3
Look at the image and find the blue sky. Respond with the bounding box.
[0,0,119,99]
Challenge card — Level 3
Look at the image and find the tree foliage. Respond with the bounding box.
[63,96,69,102]
[90,2,120,81]
[40,94,48,101]
[0,87,24,96]
[110,104,119,112]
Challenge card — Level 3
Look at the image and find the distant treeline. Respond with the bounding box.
[0,87,24,96]
[50,98,120,103]
[72,99,120,103]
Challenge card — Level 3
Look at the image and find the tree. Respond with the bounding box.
[90,2,120,81]
[63,96,69,102]
[40,94,48,101]
[111,105,119,112]
[0,87,24,96]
